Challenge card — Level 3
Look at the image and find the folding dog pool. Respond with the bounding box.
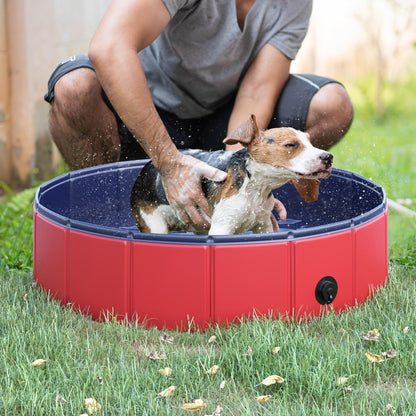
[33,160,388,330]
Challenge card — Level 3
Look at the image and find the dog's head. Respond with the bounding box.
[223,114,333,202]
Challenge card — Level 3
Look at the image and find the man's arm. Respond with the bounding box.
[226,44,291,150]
[227,44,291,228]
[89,0,171,163]
[88,0,226,229]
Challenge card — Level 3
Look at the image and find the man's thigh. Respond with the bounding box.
[45,57,342,158]
[196,74,343,150]
[270,74,342,130]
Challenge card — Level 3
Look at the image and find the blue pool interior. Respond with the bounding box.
[35,160,386,243]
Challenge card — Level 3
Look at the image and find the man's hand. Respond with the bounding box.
[271,198,287,232]
[158,153,227,229]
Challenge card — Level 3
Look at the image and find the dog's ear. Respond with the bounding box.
[223,114,260,146]
[291,178,321,203]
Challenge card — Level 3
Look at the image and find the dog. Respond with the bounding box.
[131,114,333,235]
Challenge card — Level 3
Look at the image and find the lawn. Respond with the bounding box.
[1,78,416,415]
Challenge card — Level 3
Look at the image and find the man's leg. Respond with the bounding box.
[305,82,354,150]
[45,55,206,167]
[47,65,121,170]
[197,74,354,152]
[270,74,353,150]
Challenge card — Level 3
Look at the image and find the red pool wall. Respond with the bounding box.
[33,211,388,330]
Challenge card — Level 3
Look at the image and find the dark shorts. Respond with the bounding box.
[45,54,342,161]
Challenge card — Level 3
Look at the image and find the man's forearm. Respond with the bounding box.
[226,44,291,149]
[227,93,276,134]
[88,0,177,170]
[89,47,178,170]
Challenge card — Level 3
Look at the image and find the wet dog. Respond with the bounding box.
[131,114,333,235]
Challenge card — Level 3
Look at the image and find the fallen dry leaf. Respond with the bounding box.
[158,367,173,377]
[23,293,28,301]
[208,335,217,344]
[365,352,384,363]
[403,326,409,334]
[219,380,226,389]
[256,395,272,403]
[343,386,353,393]
[205,365,220,375]
[261,375,285,386]
[336,377,349,387]
[84,398,101,415]
[55,394,67,403]
[204,405,223,416]
[147,352,167,361]
[160,334,174,344]
[271,347,281,355]
[382,349,397,359]
[156,385,176,397]
[31,359,47,367]
[181,399,207,411]
[360,328,380,342]
[243,346,253,356]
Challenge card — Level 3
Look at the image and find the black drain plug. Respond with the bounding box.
[315,276,338,305]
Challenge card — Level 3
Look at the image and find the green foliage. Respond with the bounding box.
[0,186,37,271]
[394,233,416,270]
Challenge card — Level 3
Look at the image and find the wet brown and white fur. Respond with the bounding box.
[131,114,333,235]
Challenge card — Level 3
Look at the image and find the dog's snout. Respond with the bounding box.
[320,152,333,168]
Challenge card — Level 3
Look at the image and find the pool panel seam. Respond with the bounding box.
[124,240,133,319]
[208,245,215,326]
[352,228,357,305]
[290,240,295,318]
[64,228,70,305]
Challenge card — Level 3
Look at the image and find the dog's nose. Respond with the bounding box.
[320,152,333,168]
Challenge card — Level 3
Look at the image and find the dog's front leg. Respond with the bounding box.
[251,194,278,233]
[208,195,250,235]
[251,217,275,234]
[208,213,245,235]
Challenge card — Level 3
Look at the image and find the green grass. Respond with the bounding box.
[332,77,416,201]
[1,78,416,415]
[1,266,416,415]
[331,77,416,260]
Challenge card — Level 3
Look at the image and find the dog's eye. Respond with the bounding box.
[285,142,299,149]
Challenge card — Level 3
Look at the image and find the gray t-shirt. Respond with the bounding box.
[139,0,312,119]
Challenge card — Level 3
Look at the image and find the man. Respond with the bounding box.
[45,0,353,230]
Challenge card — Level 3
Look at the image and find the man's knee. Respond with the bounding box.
[305,82,354,149]
[311,83,354,131]
[52,68,102,112]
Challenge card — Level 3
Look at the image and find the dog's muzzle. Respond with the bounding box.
[320,152,334,169]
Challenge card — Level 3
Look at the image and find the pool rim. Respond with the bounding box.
[34,161,387,245]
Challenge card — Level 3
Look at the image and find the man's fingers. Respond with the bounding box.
[194,161,227,182]
[270,213,279,232]
[192,190,210,219]
[160,154,224,230]
[270,198,286,232]
[175,206,192,225]
[173,195,211,229]
[273,198,287,222]
[186,205,211,230]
